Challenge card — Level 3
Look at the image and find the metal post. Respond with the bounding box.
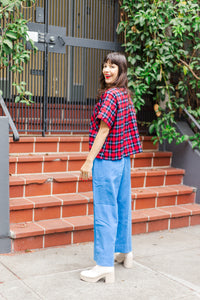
[42,0,49,136]
[0,95,19,141]
[0,117,11,253]
[67,0,74,103]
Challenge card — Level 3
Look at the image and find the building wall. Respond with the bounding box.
[162,122,200,204]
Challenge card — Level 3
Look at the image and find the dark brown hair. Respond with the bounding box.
[98,52,131,98]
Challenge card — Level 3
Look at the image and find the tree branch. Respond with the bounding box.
[179,59,200,80]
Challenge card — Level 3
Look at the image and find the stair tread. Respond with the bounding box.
[10,185,195,211]
[9,135,155,143]
[132,208,171,221]
[132,204,200,221]
[10,204,200,239]
[9,136,85,143]
[9,167,185,185]
[179,203,200,214]
[157,206,194,218]
[10,194,90,210]
[10,215,94,238]
[132,185,195,198]
[9,173,79,185]
[9,152,88,160]
[145,168,185,175]
[9,136,158,155]
[9,151,172,160]
[9,151,173,176]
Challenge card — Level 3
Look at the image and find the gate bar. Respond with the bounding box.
[43,0,49,136]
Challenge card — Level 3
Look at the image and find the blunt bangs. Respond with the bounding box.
[103,52,127,74]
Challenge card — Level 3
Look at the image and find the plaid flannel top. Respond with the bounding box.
[89,87,143,160]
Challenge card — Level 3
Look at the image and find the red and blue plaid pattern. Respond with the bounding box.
[89,88,143,160]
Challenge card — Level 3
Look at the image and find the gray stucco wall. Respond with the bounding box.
[161,121,200,204]
[0,117,11,253]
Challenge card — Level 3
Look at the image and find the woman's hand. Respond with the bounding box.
[80,159,93,180]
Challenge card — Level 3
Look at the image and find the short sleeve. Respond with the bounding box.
[97,92,117,129]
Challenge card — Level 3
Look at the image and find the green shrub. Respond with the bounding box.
[0,0,36,104]
[118,0,200,149]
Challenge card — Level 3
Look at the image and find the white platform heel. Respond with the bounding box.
[80,265,115,283]
[114,251,133,268]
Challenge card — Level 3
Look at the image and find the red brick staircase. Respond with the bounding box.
[9,136,200,252]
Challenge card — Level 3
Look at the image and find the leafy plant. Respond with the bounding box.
[117,0,200,149]
[0,0,36,104]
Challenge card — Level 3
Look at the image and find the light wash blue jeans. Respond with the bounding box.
[92,156,132,267]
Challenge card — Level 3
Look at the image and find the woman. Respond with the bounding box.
[80,52,142,283]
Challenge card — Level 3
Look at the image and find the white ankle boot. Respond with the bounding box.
[114,251,133,268]
[80,265,115,283]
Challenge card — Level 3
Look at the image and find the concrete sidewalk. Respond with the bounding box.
[0,226,200,300]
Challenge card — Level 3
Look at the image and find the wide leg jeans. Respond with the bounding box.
[92,156,132,267]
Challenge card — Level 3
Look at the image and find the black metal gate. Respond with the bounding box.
[0,0,121,135]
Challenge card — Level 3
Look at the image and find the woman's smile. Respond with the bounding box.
[103,61,119,85]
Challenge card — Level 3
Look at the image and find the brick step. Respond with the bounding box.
[9,151,172,175]
[9,136,158,154]
[10,203,200,252]
[9,168,185,198]
[9,185,196,224]
[9,136,89,154]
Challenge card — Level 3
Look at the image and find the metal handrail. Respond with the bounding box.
[183,107,200,131]
[0,95,19,141]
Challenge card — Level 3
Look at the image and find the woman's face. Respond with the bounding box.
[103,60,119,85]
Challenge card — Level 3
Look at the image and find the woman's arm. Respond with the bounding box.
[80,120,110,180]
